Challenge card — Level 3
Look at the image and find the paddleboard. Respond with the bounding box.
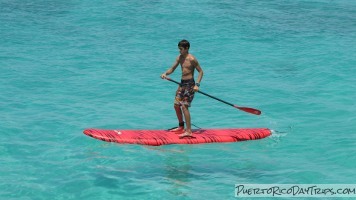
[83,128,271,146]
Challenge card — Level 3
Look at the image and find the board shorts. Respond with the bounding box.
[174,78,195,107]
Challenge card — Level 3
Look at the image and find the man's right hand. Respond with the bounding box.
[160,73,167,79]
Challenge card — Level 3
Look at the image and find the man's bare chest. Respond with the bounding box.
[179,58,193,68]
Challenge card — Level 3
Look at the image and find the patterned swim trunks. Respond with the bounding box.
[174,79,195,107]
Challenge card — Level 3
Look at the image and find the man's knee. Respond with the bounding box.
[181,104,189,111]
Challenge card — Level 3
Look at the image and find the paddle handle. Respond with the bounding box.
[164,77,261,115]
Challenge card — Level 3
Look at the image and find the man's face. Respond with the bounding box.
[178,46,188,55]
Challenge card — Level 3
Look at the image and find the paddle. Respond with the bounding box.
[164,77,262,115]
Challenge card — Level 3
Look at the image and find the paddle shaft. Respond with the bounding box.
[166,78,235,106]
[165,78,261,115]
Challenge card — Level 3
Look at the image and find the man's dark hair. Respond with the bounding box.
[178,39,190,49]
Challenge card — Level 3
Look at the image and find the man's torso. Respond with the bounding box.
[179,54,195,80]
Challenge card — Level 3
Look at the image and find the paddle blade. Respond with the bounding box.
[234,105,261,115]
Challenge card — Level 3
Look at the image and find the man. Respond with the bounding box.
[161,40,204,138]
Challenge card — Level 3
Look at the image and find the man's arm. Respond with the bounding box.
[194,59,203,84]
[193,58,203,91]
[161,56,179,79]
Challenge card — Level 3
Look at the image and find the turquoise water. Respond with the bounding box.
[1,0,355,199]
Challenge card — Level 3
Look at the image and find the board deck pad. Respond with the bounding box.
[83,128,271,146]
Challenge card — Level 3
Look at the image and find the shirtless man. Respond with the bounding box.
[161,40,204,138]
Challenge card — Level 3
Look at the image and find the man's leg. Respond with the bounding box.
[174,104,184,127]
[180,105,192,135]
[168,104,185,132]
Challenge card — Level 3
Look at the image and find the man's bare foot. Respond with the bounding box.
[169,126,184,133]
[179,131,195,139]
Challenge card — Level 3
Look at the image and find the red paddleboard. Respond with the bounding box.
[83,128,271,146]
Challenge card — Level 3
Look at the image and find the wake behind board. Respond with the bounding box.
[83,128,271,146]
